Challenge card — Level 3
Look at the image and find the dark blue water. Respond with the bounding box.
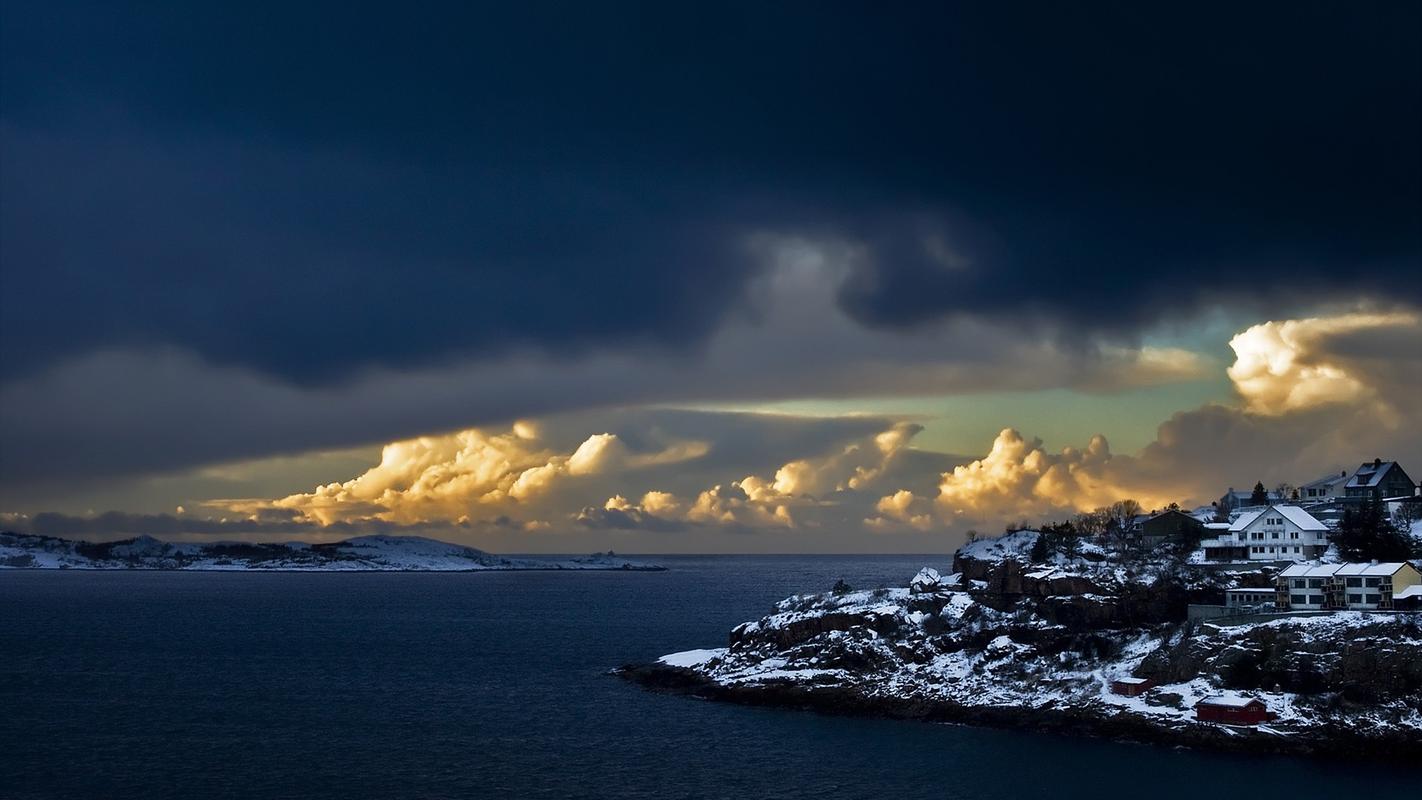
[1,556,1416,799]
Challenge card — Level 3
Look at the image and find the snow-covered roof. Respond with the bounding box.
[1394,585,1422,600]
[1196,695,1263,708]
[1275,505,1327,531]
[1278,563,1343,578]
[1279,562,1415,578]
[1332,562,1411,577]
[1113,677,1151,685]
[1225,587,1275,594]
[1228,504,1325,532]
[1346,461,1401,488]
[1228,508,1264,532]
[1203,522,1231,530]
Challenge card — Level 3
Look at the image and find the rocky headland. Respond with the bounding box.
[618,531,1422,762]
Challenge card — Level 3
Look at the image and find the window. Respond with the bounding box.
[1307,595,1323,604]
[1346,578,1362,588]
[1293,547,1300,554]
[1365,594,1382,604]
[1271,532,1279,539]
[1365,578,1380,588]
[1289,532,1298,539]
[1290,594,1306,604]
[1348,593,1363,604]
[1309,579,1324,588]
[1292,579,1306,588]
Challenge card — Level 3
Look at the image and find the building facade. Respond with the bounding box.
[1199,504,1329,562]
[1344,460,1416,500]
[1297,471,1349,503]
[1276,562,1422,610]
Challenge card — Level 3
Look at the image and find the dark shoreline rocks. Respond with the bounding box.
[615,662,1422,764]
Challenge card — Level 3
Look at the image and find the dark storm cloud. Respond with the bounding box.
[2,2,1418,383]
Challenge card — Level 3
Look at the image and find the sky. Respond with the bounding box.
[1,2,1419,553]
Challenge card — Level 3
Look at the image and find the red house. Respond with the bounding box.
[1110,677,1157,696]
[1194,696,1274,725]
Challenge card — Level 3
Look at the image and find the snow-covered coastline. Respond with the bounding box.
[619,532,1422,762]
[0,532,664,572]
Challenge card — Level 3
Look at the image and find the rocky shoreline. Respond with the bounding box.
[616,530,1422,764]
[615,661,1422,763]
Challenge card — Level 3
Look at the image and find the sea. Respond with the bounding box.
[1,556,1416,799]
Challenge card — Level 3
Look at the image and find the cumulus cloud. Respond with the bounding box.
[219,424,707,527]
[1226,311,1421,417]
[866,490,935,532]
[920,429,1168,525]
[578,421,928,532]
[864,309,1422,529]
[8,307,1419,549]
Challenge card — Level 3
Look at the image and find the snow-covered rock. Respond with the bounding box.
[623,562,1422,761]
[909,567,942,593]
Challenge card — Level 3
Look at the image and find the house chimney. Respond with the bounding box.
[1341,470,1347,477]
[1374,458,1382,468]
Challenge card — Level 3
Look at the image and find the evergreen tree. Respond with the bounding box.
[1335,497,1415,562]
[1249,481,1269,507]
[1032,521,1082,562]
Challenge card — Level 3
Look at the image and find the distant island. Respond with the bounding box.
[620,528,1422,762]
[0,532,664,572]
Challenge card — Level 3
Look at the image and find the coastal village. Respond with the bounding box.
[1137,458,1421,612]
[1069,457,1422,726]
[630,457,1422,754]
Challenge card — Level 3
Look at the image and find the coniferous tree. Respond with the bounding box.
[1249,481,1269,507]
[1335,497,1415,562]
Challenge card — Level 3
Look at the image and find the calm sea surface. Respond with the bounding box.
[1,556,1416,799]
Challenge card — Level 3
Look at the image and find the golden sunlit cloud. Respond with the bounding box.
[1226,310,1420,417]
[216,424,707,526]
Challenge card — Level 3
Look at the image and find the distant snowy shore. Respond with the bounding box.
[619,531,1422,762]
[0,532,664,572]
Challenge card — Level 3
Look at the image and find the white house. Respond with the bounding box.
[1277,562,1422,610]
[1201,504,1329,562]
[1297,471,1349,503]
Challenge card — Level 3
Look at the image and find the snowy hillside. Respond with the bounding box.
[622,532,1422,760]
[0,532,664,572]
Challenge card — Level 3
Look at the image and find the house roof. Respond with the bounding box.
[1279,562,1412,578]
[1333,562,1410,577]
[1229,508,1265,532]
[1299,472,1348,491]
[1346,461,1400,488]
[1279,563,1344,578]
[1394,585,1422,600]
[1225,587,1275,593]
[1197,696,1263,708]
[1220,489,1280,502]
[1113,677,1151,685]
[1228,504,1326,533]
[1275,505,1328,531]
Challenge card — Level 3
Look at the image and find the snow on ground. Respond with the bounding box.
[659,649,726,668]
[955,529,1038,561]
[657,561,1422,743]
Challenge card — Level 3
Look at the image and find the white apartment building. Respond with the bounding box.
[1277,562,1422,610]
[1200,504,1329,562]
